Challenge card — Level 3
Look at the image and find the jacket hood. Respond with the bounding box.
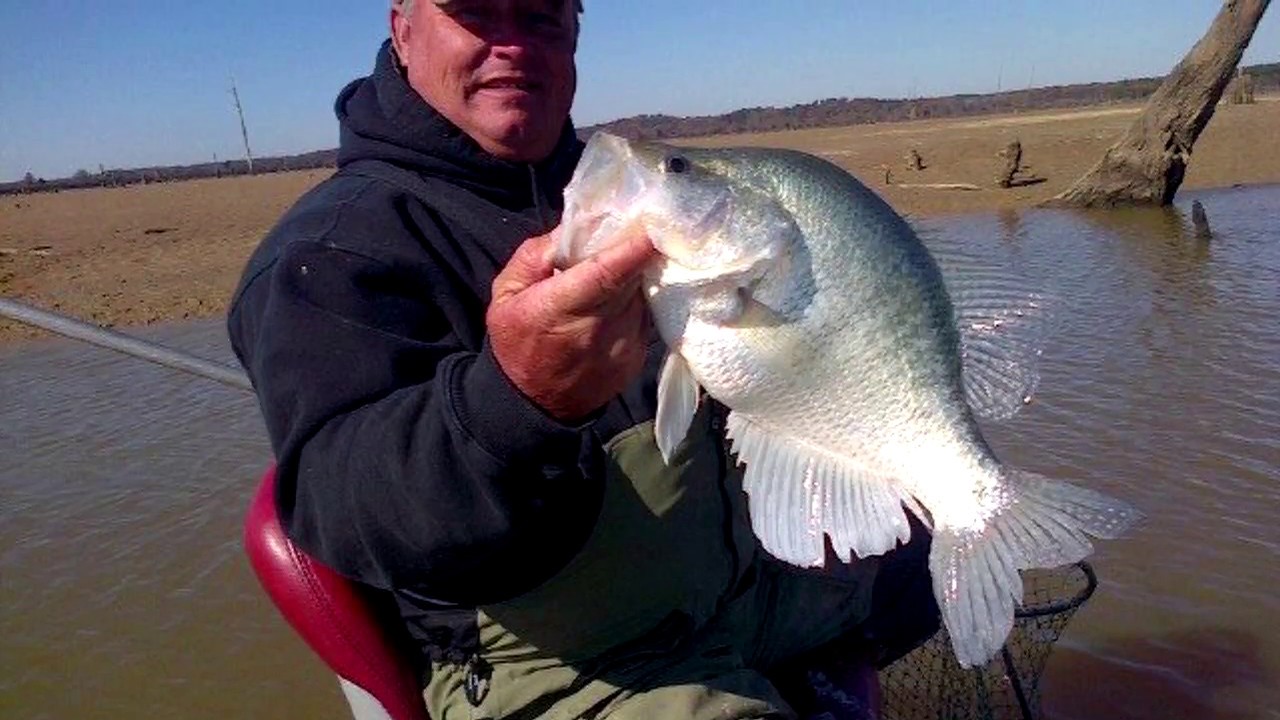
[335,40,582,210]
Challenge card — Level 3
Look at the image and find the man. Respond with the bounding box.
[227,1,939,718]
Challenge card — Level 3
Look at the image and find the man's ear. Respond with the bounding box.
[390,8,412,68]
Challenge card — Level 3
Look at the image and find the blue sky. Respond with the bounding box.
[1,1,1276,182]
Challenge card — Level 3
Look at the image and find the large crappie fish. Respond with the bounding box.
[555,131,1141,667]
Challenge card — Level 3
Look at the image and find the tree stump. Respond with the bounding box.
[1045,0,1271,208]
[996,140,1023,188]
[1231,71,1256,104]
[1191,200,1213,240]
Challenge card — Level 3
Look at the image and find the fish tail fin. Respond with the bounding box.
[931,470,1141,667]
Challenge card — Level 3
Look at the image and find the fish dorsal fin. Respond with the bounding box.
[933,248,1053,421]
[655,351,701,463]
[724,411,914,566]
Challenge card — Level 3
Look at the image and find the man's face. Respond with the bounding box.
[391,0,578,163]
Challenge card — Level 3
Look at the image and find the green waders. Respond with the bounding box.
[423,405,883,719]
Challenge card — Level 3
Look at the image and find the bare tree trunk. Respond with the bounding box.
[230,77,255,176]
[1045,0,1270,208]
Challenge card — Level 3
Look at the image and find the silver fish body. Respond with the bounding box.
[557,132,1140,667]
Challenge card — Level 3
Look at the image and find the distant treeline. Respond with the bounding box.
[4,62,1276,197]
[585,62,1280,140]
[1,149,339,197]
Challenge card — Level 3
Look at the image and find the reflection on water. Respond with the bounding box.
[2,185,1278,719]
[1046,628,1269,720]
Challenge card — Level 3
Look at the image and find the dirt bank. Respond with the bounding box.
[3,99,1277,343]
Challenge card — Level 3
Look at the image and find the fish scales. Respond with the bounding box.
[660,149,978,491]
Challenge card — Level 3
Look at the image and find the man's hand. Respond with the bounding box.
[487,228,658,422]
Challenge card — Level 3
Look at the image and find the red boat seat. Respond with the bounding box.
[244,467,430,720]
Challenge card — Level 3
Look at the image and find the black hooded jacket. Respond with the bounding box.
[227,42,664,652]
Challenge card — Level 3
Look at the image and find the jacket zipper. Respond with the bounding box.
[528,165,547,228]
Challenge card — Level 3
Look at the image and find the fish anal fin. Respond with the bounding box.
[931,469,1142,667]
[723,411,914,567]
[655,351,700,464]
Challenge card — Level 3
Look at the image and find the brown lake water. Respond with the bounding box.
[2,185,1278,719]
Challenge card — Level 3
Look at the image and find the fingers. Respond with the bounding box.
[493,227,657,320]
[615,292,653,368]
[550,230,657,313]
[486,228,657,421]
[492,233,556,302]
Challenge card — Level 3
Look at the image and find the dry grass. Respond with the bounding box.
[2,99,1278,342]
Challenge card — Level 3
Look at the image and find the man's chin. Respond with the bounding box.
[475,117,562,162]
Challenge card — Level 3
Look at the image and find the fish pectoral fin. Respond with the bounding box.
[934,247,1054,421]
[655,351,701,463]
[931,469,1142,668]
[690,284,788,329]
[723,411,915,567]
[735,290,789,329]
[688,285,746,325]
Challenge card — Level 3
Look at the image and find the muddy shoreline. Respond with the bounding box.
[3,99,1278,344]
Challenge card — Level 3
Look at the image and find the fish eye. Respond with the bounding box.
[664,156,689,174]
